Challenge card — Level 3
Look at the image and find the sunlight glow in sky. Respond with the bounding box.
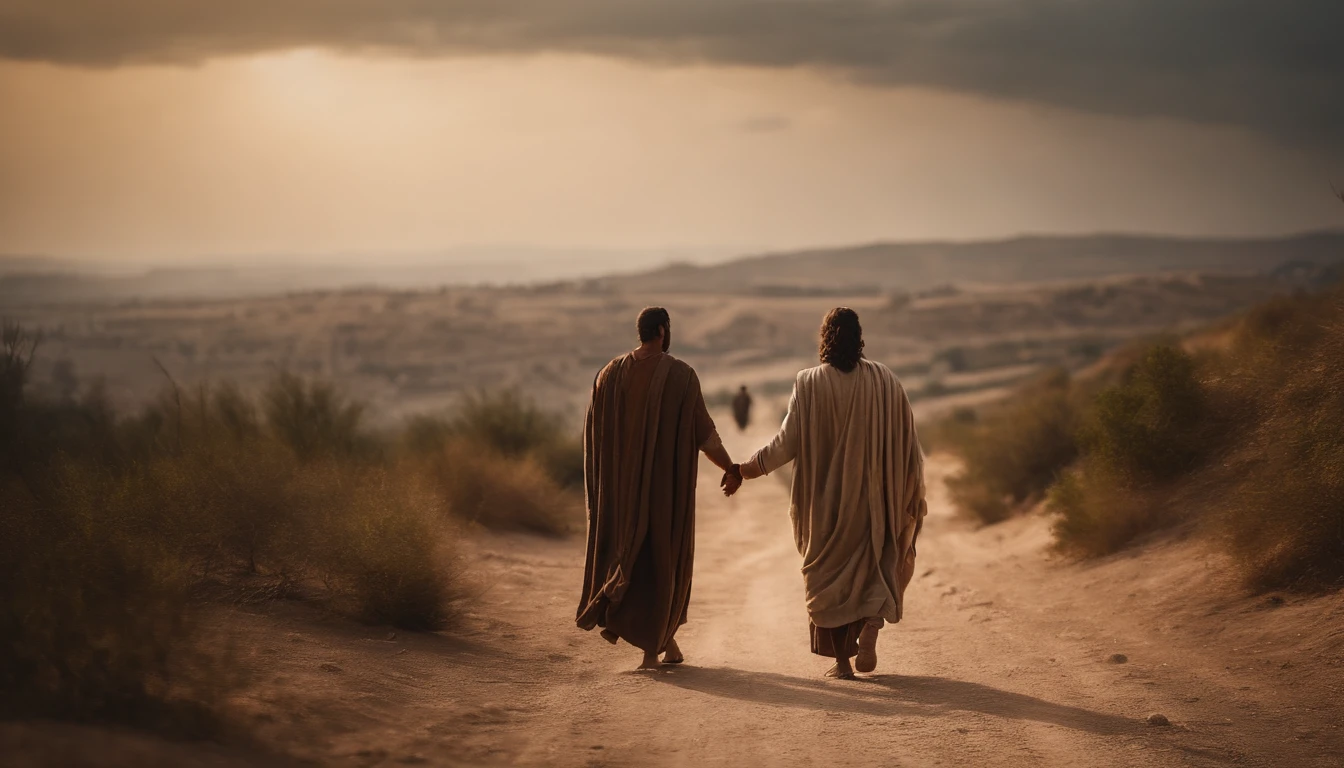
[0,2,1340,263]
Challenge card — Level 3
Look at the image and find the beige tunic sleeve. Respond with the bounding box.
[741,385,801,479]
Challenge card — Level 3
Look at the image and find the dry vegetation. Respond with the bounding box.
[0,324,579,731]
[939,369,1080,524]
[1210,291,1344,589]
[1047,343,1207,556]
[938,284,1344,590]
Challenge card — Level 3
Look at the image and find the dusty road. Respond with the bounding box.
[23,419,1337,767]
[188,420,1341,768]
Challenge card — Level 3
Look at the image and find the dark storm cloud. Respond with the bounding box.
[2,0,1341,147]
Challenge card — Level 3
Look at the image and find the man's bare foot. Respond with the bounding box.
[661,638,684,664]
[825,661,856,680]
[637,650,660,670]
[855,623,879,673]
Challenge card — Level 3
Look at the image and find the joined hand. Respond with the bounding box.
[721,464,744,497]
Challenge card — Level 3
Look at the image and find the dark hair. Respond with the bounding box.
[636,307,670,343]
[819,307,864,372]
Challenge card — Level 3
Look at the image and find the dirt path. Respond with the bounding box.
[204,419,1340,768]
[23,422,1342,767]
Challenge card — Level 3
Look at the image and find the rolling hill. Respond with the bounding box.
[594,232,1344,295]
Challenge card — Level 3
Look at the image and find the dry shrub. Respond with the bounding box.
[401,389,582,534]
[1048,288,1344,575]
[943,369,1079,524]
[417,439,575,536]
[453,389,563,457]
[1047,464,1168,558]
[263,371,373,460]
[414,389,584,490]
[0,462,216,732]
[0,334,580,734]
[0,326,215,727]
[300,464,460,630]
[534,437,586,490]
[141,444,462,628]
[1214,289,1344,589]
[0,359,467,731]
[916,406,977,455]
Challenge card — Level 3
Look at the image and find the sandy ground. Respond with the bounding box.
[9,422,1344,767]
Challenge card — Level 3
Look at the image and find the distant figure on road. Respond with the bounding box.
[731,385,753,431]
[577,307,741,669]
[729,307,927,680]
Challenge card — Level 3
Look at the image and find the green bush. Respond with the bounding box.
[1049,290,1344,573]
[944,369,1079,524]
[1081,344,1204,482]
[1049,344,1203,555]
[940,286,1344,580]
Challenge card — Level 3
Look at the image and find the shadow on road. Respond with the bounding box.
[650,666,1138,735]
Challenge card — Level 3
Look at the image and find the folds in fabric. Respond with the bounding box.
[575,353,708,654]
[785,360,928,633]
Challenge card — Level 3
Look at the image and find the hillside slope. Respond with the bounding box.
[597,232,1344,295]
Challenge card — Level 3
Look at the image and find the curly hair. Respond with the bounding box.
[818,307,864,372]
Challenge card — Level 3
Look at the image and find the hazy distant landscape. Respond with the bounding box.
[5,232,1341,427]
[6,232,1343,304]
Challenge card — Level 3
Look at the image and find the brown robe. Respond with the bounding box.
[575,352,715,654]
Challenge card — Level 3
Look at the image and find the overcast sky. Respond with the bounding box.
[1,1,1341,263]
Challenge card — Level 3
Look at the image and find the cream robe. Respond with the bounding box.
[745,360,927,629]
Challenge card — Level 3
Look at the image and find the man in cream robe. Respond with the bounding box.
[737,308,927,679]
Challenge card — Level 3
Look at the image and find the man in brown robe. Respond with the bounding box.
[576,307,740,669]
[733,308,927,680]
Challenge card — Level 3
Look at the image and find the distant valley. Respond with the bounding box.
[5,231,1340,428]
